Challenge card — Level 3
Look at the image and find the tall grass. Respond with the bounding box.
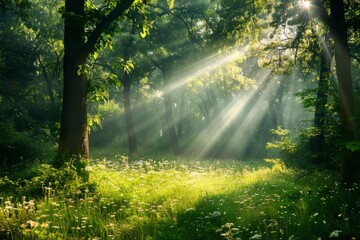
[1,157,359,239]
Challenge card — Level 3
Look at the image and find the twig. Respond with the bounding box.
[294,170,318,181]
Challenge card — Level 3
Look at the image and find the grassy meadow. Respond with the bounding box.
[0,156,359,239]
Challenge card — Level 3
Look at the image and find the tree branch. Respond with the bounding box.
[79,0,136,62]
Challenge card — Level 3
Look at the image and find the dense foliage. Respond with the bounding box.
[1,0,359,165]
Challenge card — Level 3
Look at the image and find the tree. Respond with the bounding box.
[329,0,357,184]
[112,18,139,156]
[26,0,64,109]
[143,0,211,155]
[311,40,331,162]
[162,62,181,155]
[267,0,358,183]
[59,0,136,159]
[120,23,139,156]
[0,0,62,165]
[312,0,358,183]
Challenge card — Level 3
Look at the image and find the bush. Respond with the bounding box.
[0,159,95,198]
[0,121,55,168]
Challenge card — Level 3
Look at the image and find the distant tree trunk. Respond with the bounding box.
[123,76,138,155]
[164,92,181,155]
[163,65,181,155]
[311,47,331,162]
[197,95,211,127]
[276,78,286,127]
[177,88,186,138]
[59,0,89,158]
[38,58,55,104]
[330,0,357,184]
[269,91,284,129]
[122,21,138,156]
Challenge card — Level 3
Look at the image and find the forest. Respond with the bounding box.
[0,0,359,239]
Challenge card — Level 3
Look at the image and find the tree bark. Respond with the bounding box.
[163,65,181,155]
[330,0,357,184]
[177,88,186,138]
[122,21,138,156]
[59,0,89,158]
[164,92,181,155]
[38,58,55,104]
[331,0,355,136]
[123,76,138,155]
[58,0,135,159]
[311,47,331,163]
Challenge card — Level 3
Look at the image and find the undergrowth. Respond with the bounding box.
[0,156,359,239]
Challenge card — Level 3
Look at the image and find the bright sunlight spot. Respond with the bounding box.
[299,0,312,9]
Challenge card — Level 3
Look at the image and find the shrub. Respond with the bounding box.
[0,159,95,198]
[0,121,55,168]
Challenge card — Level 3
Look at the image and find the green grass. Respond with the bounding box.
[1,157,359,239]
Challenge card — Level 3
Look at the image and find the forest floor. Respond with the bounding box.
[1,156,359,239]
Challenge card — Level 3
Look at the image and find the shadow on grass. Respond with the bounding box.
[144,179,360,240]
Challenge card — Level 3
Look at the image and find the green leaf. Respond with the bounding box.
[122,60,135,74]
[346,141,360,152]
[140,29,147,38]
[167,0,174,9]
[93,51,98,60]
[107,73,121,87]
[77,64,89,76]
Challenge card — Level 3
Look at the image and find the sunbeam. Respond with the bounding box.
[183,69,271,158]
[221,72,281,157]
[118,46,251,153]
[164,47,249,94]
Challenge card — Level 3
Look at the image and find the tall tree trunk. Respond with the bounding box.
[177,88,186,138]
[122,21,138,155]
[269,88,284,129]
[58,0,135,160]
[38,58,55,104]
[311,47,331,162]
[59,0,89,158]
[330,0,357,184]
[276,78,286,127]
[164,92,181,155]
[123,77,138,155]
[163,65,181,155]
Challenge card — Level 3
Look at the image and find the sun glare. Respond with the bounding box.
[300,0,311,9]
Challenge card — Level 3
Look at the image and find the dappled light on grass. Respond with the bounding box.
[1,158,359,239]
[90,158,265,206]
[89,158,359,239]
